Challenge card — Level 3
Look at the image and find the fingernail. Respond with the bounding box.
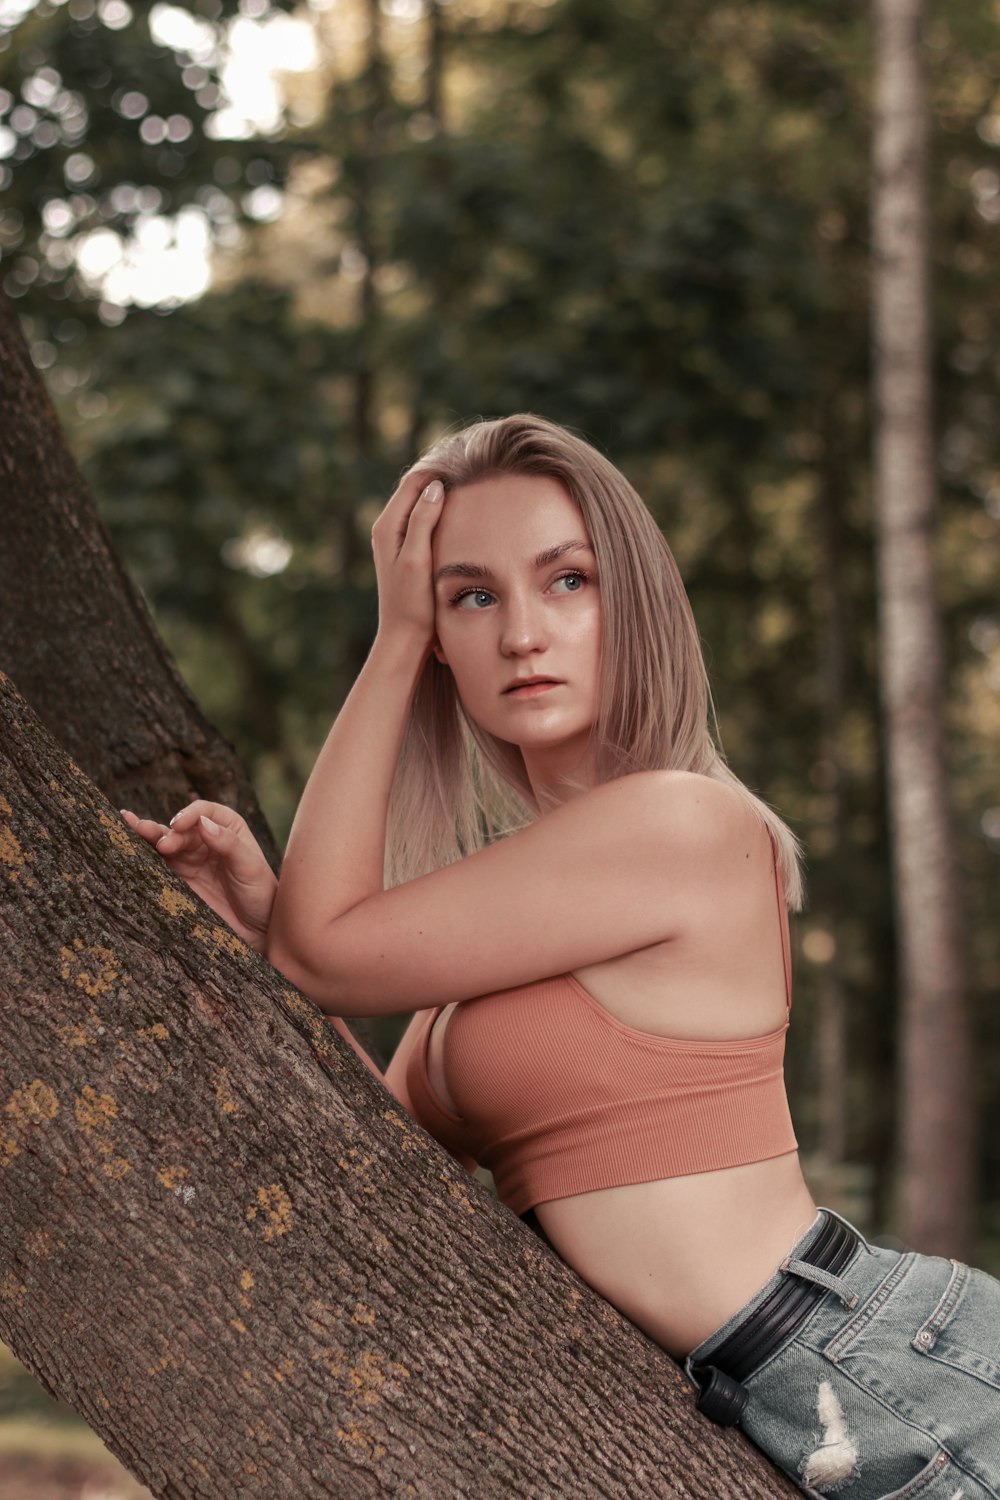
[156,834,170,849]
[422,480,443,503]
[200,815,221,836]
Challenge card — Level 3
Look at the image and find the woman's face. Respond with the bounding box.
[431,473,602,796]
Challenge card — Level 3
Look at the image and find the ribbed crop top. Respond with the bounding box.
[399,865,798,1216]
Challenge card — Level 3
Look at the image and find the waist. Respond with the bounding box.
[685,1207,870,1424]
[531,1156,816,1357]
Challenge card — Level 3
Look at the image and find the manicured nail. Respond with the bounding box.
[421,480,443,503]
[200,815,221,836]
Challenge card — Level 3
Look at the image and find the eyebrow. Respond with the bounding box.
[433,540,594,585]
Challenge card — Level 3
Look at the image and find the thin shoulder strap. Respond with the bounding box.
[769,834,793,1015]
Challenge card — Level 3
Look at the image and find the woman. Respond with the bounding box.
[122,415,1000,1499]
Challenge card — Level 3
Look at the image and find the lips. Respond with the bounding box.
[503,677,561,693]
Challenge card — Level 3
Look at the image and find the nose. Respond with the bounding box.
[499,591,548,657]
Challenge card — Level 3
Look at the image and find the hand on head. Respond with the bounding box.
[119,802,277,953]
[370,468,446,651]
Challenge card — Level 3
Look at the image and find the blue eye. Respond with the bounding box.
[554,572,586,592]
[450,588,495,610]
[446,570,593,610]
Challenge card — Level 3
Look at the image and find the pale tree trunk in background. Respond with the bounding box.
[871,0,974,1256]
[814,400,850,1179]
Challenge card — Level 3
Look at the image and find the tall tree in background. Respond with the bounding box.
[872,0,974,1256]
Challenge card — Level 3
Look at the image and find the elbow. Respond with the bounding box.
[264,932,340,1013]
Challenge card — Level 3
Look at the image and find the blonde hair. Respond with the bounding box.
[385,414,803,908]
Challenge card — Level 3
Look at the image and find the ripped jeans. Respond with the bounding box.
[684,1209,1000,1499]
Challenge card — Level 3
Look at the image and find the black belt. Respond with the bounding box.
[690,1212,860,1426]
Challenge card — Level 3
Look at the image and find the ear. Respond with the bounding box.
[432,639,448,666]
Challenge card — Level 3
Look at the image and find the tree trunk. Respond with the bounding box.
[814,400,851,1176]
[0,293,276,862]
[0,291,381,1070]
[0,674,798,1499]
[871,0,974,1255]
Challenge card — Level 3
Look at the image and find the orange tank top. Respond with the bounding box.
[402,860,798,1216]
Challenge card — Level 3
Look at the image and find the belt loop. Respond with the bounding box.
[780,1255,859,1309]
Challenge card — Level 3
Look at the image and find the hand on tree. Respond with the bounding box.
[120,802,277,953]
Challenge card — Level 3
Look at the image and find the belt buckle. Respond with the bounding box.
[693,1364,749,1426]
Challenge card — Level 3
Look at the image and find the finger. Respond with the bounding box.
[167,801,246,835]
[194,814,272,886]
[372,470,443,543]
[154,826,206,858]
[123,814,173,848]
[385,479,446,563]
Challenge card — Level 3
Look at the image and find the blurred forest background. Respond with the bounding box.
[1,0,999,1487]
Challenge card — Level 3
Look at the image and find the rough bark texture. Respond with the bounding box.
[0,291,276,861]
[0,674,799,1498]
[871,0,974,1255]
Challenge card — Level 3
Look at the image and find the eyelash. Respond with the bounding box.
[447,569,594,609]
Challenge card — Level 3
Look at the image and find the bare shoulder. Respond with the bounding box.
[583,769,766,863]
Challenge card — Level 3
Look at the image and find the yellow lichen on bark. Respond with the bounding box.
[337,1421,387,1461]
[213,1067,240,1116]
[99,808,136,856]
[59,937,128,997]
[239,1268,255,1308]
[444,1176,476,1214]
[336,1145,374,1177]
[0,1133,21,1166]
[272,1356,295,1383]
[347,1349,410,1407]
[246,1184,293,1242]
[0,821,26,874]
[74,1085,131,1178]
[352,1301,377,1326]
[157,885,196,917]
[0,1274,27,1308]
[6,1079,59,1125]
[231,1318,248,1334]
[25,1228,62,1259]
[156,1165,189,1191]
[382,1108,430,1154]
[0,794,11,816]
[192,922,248,958]
[137,1023,170,1042]
[57,1007,104,1049]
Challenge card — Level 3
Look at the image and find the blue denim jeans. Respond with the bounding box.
[684,1209,1000,1499]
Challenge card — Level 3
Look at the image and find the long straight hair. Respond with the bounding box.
[384,414,803,908]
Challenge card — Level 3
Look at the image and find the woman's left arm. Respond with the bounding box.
[266,468,444,989]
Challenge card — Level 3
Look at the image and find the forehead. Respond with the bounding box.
[431,474,588,559]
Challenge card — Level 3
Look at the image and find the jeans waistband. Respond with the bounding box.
[687,1209,865,1426]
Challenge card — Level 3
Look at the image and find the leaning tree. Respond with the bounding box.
[0,291,797,1496]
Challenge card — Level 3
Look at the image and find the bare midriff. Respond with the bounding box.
[532,1152,817,1358]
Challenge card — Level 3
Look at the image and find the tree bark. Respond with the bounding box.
[871,0,974,1255]
[0,292,276,861]
[0,673,798,1499]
